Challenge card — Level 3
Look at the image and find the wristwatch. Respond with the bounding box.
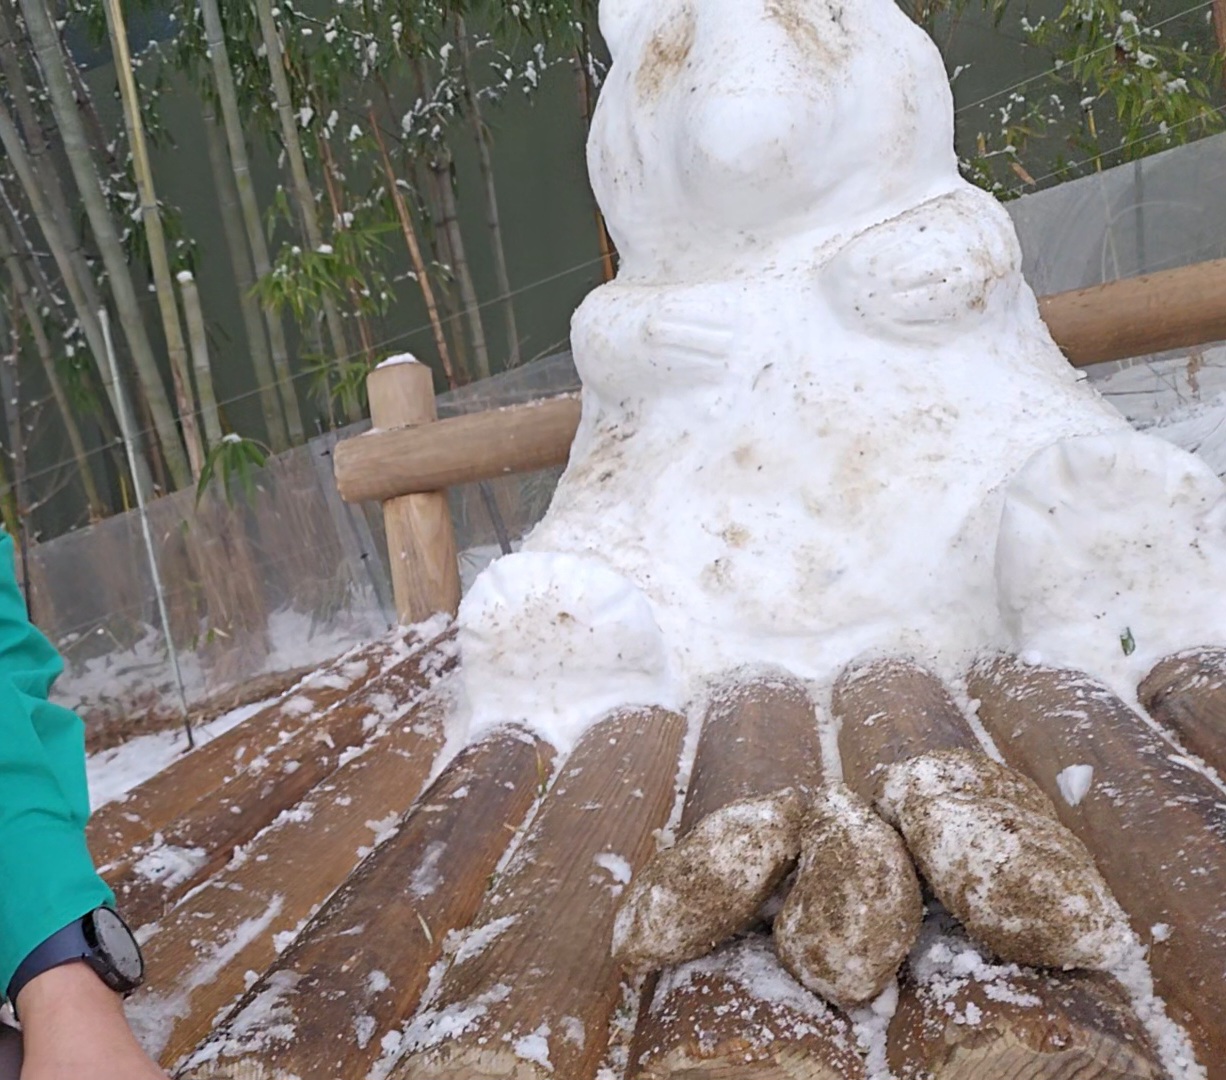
[5,907,144,1009]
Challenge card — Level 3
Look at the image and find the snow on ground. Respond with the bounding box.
[85,697,273,811]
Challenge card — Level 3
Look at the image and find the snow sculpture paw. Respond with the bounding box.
[877,751,1134,971]
[825,190,1021,344]
[997,432,1226,672]
[774,784,922,1008]
[612,788,807,971]
[458,552,679,749]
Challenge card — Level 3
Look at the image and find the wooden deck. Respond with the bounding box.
[93,626,1226,1080]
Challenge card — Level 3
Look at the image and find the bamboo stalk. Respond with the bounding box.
[456,17,520,368]
[17,0,192,489]
[102,0,205,479]
[0,210,106,517]
[253,0,349,371]
[369,111,456,387]
[197,0,304,447]
[202,106,287,448]
[176,271,222,448]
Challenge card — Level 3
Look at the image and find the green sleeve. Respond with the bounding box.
[0,531,113,996]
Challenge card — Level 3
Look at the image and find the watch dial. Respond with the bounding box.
[92,909,143,982]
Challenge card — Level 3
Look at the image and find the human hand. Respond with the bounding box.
[16,963,166,1080]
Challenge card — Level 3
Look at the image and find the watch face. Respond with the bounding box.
[90,909,144,985]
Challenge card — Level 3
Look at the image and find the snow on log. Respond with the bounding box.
[970,655,1226,1075]
[388,706,685,1080]
[1139,648,1226,778]
[628,673,861,1079]
[126,685,449,1069]
[88,632,428,869]
[176,727,553,1080]
[106,640,455,929]
[892,916,1164,1080]
[836,658,1165,1080]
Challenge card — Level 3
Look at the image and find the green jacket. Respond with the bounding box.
[0,531,113,997]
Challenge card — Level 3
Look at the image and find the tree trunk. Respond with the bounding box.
[253,0,349,369]
[455,17,520,369]
[176,271,222,448]
[0,303,31,594]
[102,0,204,479]
[201,106,287,447]
[197,0,304,448]
[17,0,192,490]
[0,212,107,518]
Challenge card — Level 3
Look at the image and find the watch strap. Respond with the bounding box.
[6,918,97,1007]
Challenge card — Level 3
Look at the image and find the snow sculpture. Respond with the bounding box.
[461,0,1226,737]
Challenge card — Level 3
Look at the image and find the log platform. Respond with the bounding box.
[81,641,1220,1080]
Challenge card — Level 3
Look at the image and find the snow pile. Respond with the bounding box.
[775,785,922,1008]
[878,751,1135,971]
[613,788,805,970]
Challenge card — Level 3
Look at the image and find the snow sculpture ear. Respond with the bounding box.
[599,0,647,57]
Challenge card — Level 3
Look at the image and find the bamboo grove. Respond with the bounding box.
[0,0,1220,545]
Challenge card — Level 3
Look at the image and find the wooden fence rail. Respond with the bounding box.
[336,258,1226,622]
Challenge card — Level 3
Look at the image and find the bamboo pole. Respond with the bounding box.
[17,0,192,489]
[0,211,106,517]
[197,0,304,447]
[176,272,222,448]
[456,17,521,369]
[366,359,460,622]
[253,0,349,370]
[201,106,286,448]
[102,0,205,479]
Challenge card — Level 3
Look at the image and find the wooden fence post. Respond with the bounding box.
[367,358,461,624]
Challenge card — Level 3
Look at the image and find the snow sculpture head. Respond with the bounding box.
[589,0,960,276]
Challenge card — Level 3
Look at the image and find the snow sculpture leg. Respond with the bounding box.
[458,552,679,749]
[997,432,1226,675]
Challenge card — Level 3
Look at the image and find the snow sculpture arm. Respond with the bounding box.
[572,281,755,403]
[823,187,1023,343]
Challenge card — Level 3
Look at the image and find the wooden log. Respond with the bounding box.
[389,706,686,1080]
[890,953,1165,1080]
[367,359,460,623]
[1041,257,1226,368]
[1139,647,1226,778]
[88,633,418,870]
[630,673,860,1080]
[176,727,554,1080]
[333,393,581,504]
[832,657,974,802]
[126,685,449,1069]
[106,642,455,929]
[836,658,1166,1080]
[969,654,1226,1075]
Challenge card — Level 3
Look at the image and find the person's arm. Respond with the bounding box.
[0,532,165,1078]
